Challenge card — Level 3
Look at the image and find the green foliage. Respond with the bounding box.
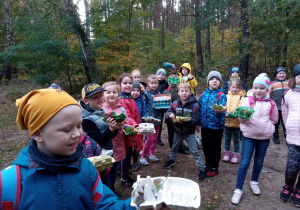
[0,0,299,88]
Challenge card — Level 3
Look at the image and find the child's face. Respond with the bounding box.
[181,67,189,76]
[148,79,158,91]
[276,71,286,81]
[230,82,240,94]
[208,77,220,90]
[104,85,119,106]
[83,91,104,110]
[33,105,83,157]
[132,72,141,82]
[253,84,268,99]
[231,71,239,77]
[131,87,141,98]
[120,76,133,93]
[295,75,300,85]
[157,73,165,81]
[178,87,191,101]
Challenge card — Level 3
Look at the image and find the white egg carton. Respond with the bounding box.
[131,175,201,210]
[138,123,156,135]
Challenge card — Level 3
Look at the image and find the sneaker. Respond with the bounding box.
[273,136,280,144]
[134,162,141,169]
[121,176,135,187]
[163,159,176,169]
[206,168,218,177]
[293,189,300,208]
[280,185,293,202]
[140,158,149,165]
[250,181,261,195]
[156,139,164,146]
[149,154,159,162]
[231,189,243,205]
[198,171,206,182]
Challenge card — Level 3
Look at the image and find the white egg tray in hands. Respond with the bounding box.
[138,123,156,135]
[131,175,201,210]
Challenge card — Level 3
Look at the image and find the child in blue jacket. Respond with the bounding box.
[0,89,133,209]
[198,71,227,177]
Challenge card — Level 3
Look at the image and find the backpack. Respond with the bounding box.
[172,100,197,112]
[0,165,103,210]
[0,165,21,210]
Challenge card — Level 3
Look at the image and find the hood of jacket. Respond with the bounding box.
[80,100,104,119]
[179,63,192,75]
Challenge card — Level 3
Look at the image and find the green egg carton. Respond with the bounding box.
[103,111,126,122]
[232,106,255,120]
[168,77,180,84]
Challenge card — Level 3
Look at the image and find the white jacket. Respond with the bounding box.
[282,89,300,146]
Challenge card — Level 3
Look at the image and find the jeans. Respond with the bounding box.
[285,144,300,189]
[274,110,286,138]
[236,136,270,190]
[170,133,205,171]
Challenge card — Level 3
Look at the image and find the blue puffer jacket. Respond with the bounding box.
[144,90,162,126]
[10,147,133,210]
[198,87,227,129]
[134,95,147,121]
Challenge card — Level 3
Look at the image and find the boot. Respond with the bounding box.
[230,152,240,164]
[273,136,280,144]
[222,151,231,162]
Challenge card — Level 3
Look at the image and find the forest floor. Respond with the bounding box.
[0,80,294,209]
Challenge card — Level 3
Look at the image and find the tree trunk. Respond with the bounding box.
[195,0,204,77]
[83,0,90,41]
[161,3,165,49]
[1,0,14,81]
[206,24,211,66]
[240,0,249,83]
[62,0,97,83]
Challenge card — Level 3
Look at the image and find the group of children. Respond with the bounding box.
[1,62,300,208]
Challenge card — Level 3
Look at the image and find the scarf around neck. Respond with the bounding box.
[28,139,83,173]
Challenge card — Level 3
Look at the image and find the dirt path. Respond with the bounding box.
[115,123,292,209]
[0,81,294,209]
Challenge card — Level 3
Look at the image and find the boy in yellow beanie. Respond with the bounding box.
[1,89,133,209]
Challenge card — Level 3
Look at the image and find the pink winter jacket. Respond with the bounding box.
[239,96,278,140]
[102,101,129,162]
[282,89,300,146]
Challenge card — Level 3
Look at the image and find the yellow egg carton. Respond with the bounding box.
[172,116,191,122]
[210,103,226,111]
[87,155,115,171]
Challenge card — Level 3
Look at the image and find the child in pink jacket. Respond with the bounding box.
[231,73,278,205]
[279,64,300,207]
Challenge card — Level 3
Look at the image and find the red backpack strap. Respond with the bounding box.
[217,91,224,102]
[172,100,178,110]
[199,91,204,98]
[0,165,21,210]
[92,171,104,208]
[192,103,197,112]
